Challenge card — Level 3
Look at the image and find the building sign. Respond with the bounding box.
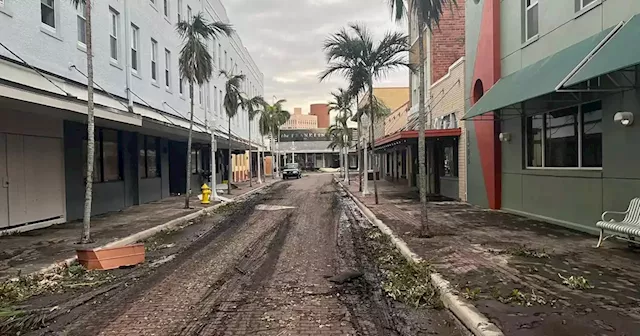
[278,129,329,142]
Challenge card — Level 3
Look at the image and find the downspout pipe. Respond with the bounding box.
[123,0,134,112]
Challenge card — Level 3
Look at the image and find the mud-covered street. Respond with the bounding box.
[22,174,465,336]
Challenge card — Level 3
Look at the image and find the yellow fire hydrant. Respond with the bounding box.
[201,183,212,204]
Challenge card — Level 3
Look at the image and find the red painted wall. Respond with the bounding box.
[310,104,330,129]
[431,6,465,84]
[471,0,502,209]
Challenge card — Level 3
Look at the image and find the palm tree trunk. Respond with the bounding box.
[270,134,275,179]
[257,138,262,184]
[417,21,431,237]
[369,79,379,205]
[81,0,94,244]
[210,126,217,200]
[248,120,252,187]
[228,117,232,195]
[185,83,195,209]
[357,118,362,192]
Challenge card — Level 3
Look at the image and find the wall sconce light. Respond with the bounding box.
[498,132,511,142]
[614,111,634,126]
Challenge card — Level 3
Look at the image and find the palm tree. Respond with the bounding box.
[389,0,456,237]
[220,70,245,195]
[177,12,232,208]
[328,89,353,183]
[321,24,412,205]
[242,95,266,187]
[260,100,290,178]
[70,0,94,243]
[326,114,352,165]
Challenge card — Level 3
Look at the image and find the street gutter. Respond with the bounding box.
[335,177,504,336]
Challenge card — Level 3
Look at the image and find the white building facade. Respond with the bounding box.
[0,0,263,231]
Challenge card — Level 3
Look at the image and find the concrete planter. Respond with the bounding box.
[76,244,145,270]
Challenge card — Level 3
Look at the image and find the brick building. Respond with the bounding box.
[371,4,467,200]
[309,104,330,128]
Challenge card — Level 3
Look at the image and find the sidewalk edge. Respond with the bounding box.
[335,178,504,336]
[31,181,277,277]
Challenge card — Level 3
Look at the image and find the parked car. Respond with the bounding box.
[282,163,301,179]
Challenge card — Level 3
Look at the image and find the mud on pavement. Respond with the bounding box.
[17,174,469,335]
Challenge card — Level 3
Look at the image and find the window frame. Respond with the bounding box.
[140,135,161,179]
[84,128,123,183]
[164,48,171,91]
[131,24,140,74]
[150,39,158,83]
[177,0,182,22]
[163,0,170,19]
[76,2,87,46]
[524,100,602,170]
[40,0,56,31]
[579,0,598,10]
[109,8,120,63]
[524,0,539,42]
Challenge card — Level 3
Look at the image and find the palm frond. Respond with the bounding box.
[177,12,232,86]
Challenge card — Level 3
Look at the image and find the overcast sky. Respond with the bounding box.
[224,0,409,114]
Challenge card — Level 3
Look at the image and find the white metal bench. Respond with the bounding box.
[596,198,640,248]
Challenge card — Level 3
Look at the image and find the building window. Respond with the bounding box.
[213,86,218,115]
[525,101,602,168]
[199,86,203,105]
[109,9,119,62]
[224,51,228,71]
[581,101,603,167]
[177,0,182,22]
[191,149,200,174]
[139,136,161,178]
[163,0,169,18]
[77,2,86,45]
[579,0,597,10]
[525,0,538,41]
[41,0,55,29]
[131,24,140,73]
[164,49,171,89]
[218,44,222,68]
[84,129,122,183]
[179,77,184,95]
[151,39,158,82]
[545,106,578,167]
[211,39,217,67]
[219,90,223,117]
[187,5,191,22]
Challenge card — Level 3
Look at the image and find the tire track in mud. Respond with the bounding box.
[176,212,294,335]
[46,184,287,336]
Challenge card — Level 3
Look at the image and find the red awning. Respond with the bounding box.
[374,128,462,147]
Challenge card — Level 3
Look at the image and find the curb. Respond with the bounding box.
[30,180,277,277]
[335,178,504,336]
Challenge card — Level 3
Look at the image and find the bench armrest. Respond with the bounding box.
[602,210,628,222]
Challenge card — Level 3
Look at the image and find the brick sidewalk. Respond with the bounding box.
[346,178,640,335]
[0,179,273,280]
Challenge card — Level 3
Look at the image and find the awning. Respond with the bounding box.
[565,14,640,87]
[375,128,462,148]
[462,27,615,120]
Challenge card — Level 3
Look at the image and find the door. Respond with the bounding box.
[0,134,8,228]
[6,135,64,226]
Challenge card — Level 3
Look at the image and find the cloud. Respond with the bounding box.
[224,0,409,112]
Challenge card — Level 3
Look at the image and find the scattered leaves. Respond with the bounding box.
[496,289,548,307]
[462,288,481,301]
[364,228,440,308]
[558,273,594,290]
